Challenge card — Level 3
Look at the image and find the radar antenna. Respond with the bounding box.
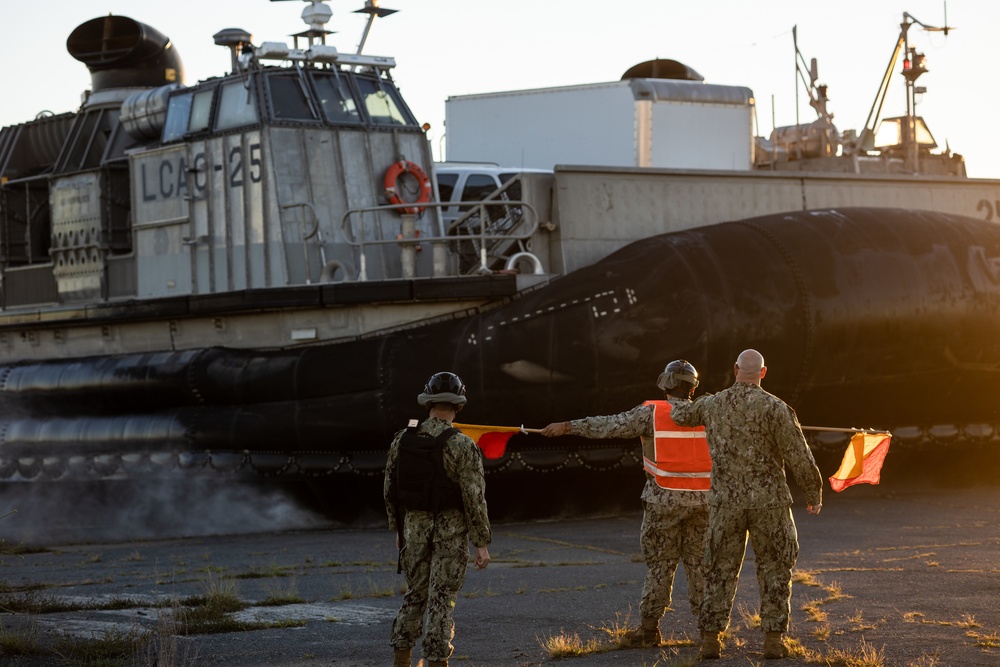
[269,0,334,46]
[269,0,398,52]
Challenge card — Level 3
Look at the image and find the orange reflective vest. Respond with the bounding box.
[642,400,711,491]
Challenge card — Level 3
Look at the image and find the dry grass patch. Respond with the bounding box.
[785,635,815,660]
[816,567,902,573]
[822,581,849,602]
[955,614,981,629]
[259,579,305,606]
[2,543,52,557]
[905,655,942,667]
[538,630,610,658]
[794,569,821,587]
[661,634,697,648]
[848,610,878,631]
[52,626,151,666]
[0,590,144,615]
[807,637,886,666]
[882,552,935,563]
[462,585,499,599]
[171,576,304,635]
[0,619,46,656]
[537,612,697,659]
[231,563,295,579]
[736,603,761,629]
[967,630,1000,648]
[803,600,828,623]
[797,570,850,625]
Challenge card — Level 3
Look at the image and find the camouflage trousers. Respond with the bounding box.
[390,510,470,662]
[638,500,709,625]
[700,505,799,633]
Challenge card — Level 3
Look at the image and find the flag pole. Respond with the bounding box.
[523,425,893,435]
[802,426,892,435]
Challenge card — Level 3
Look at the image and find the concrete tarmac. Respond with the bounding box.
[1,476,999,666]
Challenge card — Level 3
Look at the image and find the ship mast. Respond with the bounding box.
[852,11,954,173]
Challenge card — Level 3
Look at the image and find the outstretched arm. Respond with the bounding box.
[541,421,571,437]
[540,405,653,440]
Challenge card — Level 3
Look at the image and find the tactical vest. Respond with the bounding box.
[641,400,712,491]
[394,425,463,512]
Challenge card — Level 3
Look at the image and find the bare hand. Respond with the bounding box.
[541,421,570,437]
[807,503,822,515]
[474,546,490,570]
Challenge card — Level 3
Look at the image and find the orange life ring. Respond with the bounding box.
[384,160,432,215]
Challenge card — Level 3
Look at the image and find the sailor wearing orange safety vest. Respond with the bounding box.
[541,360,711,647]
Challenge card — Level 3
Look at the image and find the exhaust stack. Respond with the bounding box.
[66,15,184,91]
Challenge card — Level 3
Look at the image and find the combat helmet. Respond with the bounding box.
[417,371,468,407]
[656,360,699,398]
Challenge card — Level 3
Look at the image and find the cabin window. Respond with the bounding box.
[355,78,413,126]
[162,92,193,142]
[215,80,260,131]
[189,89,214,133]
[163,88,216,142]
[311,73,362,124]
[459,174,501,210]
[875,116,937,149]
[266,74,317,121]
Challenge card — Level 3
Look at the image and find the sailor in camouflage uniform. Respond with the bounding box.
[542,360,711,647]
[669,349,822,660]
[384,372,491,667]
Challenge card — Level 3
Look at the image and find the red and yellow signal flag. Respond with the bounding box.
[453,423,522,459]
[829,431,892,492]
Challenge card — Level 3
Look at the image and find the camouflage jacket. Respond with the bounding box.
[384,417,492,547]
[668,383,822,509]
[569,404,708,508]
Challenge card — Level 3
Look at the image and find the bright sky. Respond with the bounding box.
[3,0,998,177]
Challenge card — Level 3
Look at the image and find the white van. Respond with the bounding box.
[433,162,551,228]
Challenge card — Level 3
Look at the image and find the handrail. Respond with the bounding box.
[282,202,328,284]
[446,174,525,236]
[340,200,540,281]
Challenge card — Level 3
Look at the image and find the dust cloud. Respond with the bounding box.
[0,476,331,545]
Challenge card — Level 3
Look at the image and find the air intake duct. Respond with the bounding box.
[67,15,185,92]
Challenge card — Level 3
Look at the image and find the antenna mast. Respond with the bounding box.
[851,10,954,172]
[354,0,397,55]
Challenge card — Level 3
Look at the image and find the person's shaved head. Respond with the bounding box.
[735,349,766,384]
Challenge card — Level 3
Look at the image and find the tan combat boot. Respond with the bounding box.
[699,630,722,660]
[621,617,662,647]
[764,631,788,659]
[426,661,448,667]
[393,647,411,667]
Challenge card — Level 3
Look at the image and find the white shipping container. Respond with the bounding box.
[445,79,755,171]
